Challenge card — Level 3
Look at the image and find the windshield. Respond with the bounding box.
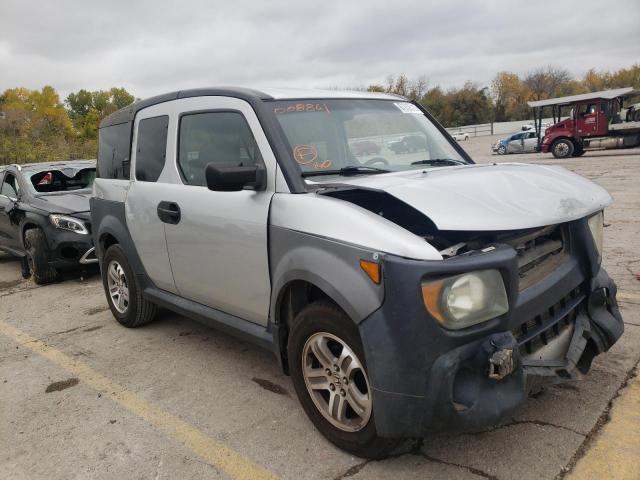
[30,167,96,193]
[270,99,467,177]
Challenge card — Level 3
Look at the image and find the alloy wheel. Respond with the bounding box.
[107,260,129,313]
[302,332,372,432]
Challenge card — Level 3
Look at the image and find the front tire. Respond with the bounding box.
[551,139,574,158]
[288,300,398,459]
[24,228,58,284]
[102,244,157,327]
[497,145,507,155]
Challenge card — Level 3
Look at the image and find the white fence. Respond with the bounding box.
[445,118,555,137]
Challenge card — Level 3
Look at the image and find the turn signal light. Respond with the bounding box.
[421,280,446,323]
[359,260,381,284]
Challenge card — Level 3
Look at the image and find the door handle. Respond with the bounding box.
[157,201,181,225]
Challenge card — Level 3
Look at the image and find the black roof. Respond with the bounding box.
[99,87,272,128]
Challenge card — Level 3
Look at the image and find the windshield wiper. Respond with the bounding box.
[302,165,391,177]
[410,158,466,166]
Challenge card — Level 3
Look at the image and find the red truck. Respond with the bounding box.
[529,87,640,158]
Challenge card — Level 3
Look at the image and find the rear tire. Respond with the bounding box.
[24,228,58,284]
[551,139,574,158]
[102,244,157,327]
[288,300,399,459]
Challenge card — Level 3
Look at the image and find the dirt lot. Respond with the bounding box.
[1,138,639,480]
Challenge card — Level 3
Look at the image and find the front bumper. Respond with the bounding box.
[358,219,623,438]
[41,224,97,268]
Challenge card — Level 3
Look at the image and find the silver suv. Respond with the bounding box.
[91,88,624,458]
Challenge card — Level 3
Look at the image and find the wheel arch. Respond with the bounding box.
[268,230,385,375]
[91,198,146,278]
[550,135,576,147]
[273,277,344,374]
[20,214,49,248]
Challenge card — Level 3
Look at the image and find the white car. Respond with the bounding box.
[451,131,469,141]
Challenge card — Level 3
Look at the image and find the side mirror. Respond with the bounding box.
[205,163,266,192]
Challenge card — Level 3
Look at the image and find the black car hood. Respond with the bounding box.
[29,191,91,216]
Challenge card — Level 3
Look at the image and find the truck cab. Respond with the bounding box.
[532,87,640,158]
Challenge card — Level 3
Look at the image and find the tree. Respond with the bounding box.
[0,86,135,164]
[446,82,492,127]
[524,66,576,101]
[366,84,386,93]
[0,86,72,164]
[607,64,640,89]
[65,87,134,140]
[582,68,609,92]
[491,71,531,121]
[421,86,448,123]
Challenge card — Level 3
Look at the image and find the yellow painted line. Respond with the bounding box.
[0,320,278,480]
[568,373,640,480]
[618,291,640,302]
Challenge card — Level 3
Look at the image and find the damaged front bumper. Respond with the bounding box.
[358,219,623,439]
[41,223,97,268]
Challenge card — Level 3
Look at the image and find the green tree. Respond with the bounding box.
[65,87,135,140]
[420,86,448,123]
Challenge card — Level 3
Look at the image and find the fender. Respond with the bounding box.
[90,198,147,280]
[19,210,51,240]
[269,226,384,325]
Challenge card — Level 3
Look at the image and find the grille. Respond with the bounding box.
[512,287,584,355]
[505,225,568,291]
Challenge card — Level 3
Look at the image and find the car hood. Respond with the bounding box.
[314,163,612,231]
[29,191,91,216]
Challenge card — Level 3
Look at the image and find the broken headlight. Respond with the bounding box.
[587,211,604,262]
[49,214,89,235]
[421,270,509,330]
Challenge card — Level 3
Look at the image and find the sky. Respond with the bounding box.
[1,0,639,100]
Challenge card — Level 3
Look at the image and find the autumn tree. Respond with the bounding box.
[0,86,135,165]
[0,86,73,164]
[491,71,530,121]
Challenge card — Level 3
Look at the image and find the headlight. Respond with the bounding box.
[588,211,604,262]
[422,269,509,330]
[49,214,89,235]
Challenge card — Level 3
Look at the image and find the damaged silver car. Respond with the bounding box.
[91,88,623,459]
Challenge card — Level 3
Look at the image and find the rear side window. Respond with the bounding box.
[1,172,19,197]
[178,111,261,186]
[98,122,131,179]
[135,116,169,182]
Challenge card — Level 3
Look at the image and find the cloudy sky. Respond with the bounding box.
[1,0,638,99]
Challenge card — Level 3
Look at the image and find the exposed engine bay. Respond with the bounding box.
[321,187,567,290]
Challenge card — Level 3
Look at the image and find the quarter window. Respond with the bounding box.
[178,111,261,186]
[98,122,132,179]
[1,172,19,198]
[135,115,169,182]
